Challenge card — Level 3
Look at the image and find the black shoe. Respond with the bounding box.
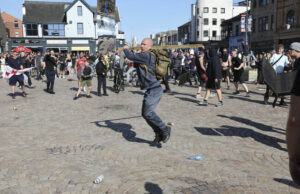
[161,126,171,143]
[44,89,50,93]
[264,98,269,105]
[49,91,55,94]
[12,94,16,99]
[245,92,251,97]
[279,100,287,106]
[152,134,163,144]
[98,92,102,96]
[73,96,78,100]
[86,95,92,98]
[163,89,171,93]
[233,91,240,95]
[103,93,109,96]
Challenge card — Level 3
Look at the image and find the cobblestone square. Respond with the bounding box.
[0,78,299,193]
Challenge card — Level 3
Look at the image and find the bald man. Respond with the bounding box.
[123,39,171,144]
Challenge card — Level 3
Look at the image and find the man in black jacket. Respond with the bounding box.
[123,38,171,144]
[95,55,108,96]
[44,50,57,94]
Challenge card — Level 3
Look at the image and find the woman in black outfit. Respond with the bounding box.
[199,48,223,107]
[95,55,108,96]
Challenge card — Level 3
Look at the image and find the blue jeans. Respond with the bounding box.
[142,86,166,134]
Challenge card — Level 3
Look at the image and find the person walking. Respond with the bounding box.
[34,51,43,80]
[221,48,231,90]
[199,48,223,107]
[74,52,86,89]
[44,50,57,94]
[74,59,93,100]
[123,38,171,144]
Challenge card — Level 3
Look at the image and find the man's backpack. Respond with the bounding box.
[146,49,171,80]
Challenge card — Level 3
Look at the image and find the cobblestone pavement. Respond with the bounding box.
[0,76,299,194]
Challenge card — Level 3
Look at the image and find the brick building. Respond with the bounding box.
[1,12,23,38]
[276,0,300,48]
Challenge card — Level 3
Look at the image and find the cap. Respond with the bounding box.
[289,42,300,52]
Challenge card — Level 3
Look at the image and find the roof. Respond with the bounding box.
[64,0,95,14]
[178,21,191,28]
[23,1,70,23]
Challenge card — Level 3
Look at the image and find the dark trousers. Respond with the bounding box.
[189,69,198,85]
[97,75,107,94]
[162,73,170,91]
[24,72,32,86]
[37,66,43,79]
[264,85,284,102]
[173,68,181,81]
[142,86,166,134]
[46,70,55,91]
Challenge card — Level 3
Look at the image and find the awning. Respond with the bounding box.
[71,46,90,51]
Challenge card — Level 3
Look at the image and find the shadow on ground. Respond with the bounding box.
[145,182,163,194]
[273,178,300,189]
[195,125,286,151]
[92,120,161,148]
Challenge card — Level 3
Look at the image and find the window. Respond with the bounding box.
[258,16,268,32]
[221,8,225,14]
[212,31,217,37]
[197,19,199,26]
[204,30,209,37]
[213,18,217,25]
[14,20,19,28]
[77,6,82,16]
[252,0,257,8]
[197,8,199,15]
[15,32,19,37]
[212,8,217,13]
[26,24,38,36]
[43,24,65,36]
[203,7,209,13]
[259,0,270,6]
[77,23,83,34]
[271,15,274,30]
[286,10,296,29]
[197,31,199,38]
[252,18,256,32]
[204,18,209,25]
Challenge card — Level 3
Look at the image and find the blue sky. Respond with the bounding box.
[0,0,242,43]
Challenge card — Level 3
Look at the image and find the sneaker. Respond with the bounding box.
[63,76,65,79]
[209,93,216,98]
[22,92,27,97]
[152,133,163,144]
[215,101,223,107]
[83,87,87,92]
[196,94,203,99]
[245,92,251,97]
[199,100,208,106]
[103,93,109,96]
[279,100,287,106]
[233,91,241,95]
[163,89,171,93]
[86,95,92,98]
[73,96,78,100]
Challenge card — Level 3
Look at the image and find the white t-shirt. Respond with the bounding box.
[269,54,289,73]
[0,58,5,66]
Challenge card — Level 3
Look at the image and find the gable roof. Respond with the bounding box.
[23,1,70,23]
[64,0,95,14]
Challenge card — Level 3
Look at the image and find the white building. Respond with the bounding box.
[9,0,122,53]
[191,0,249,42]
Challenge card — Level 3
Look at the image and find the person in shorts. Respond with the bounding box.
[74,52,86,88]
[221,48,232,90]
[231,49,250,97]
[73,59,93,100]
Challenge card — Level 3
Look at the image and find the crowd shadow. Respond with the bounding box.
[228,95,266,105]
[217,115,285,135]
[129,91,144,96]
[175,97,199,104]
[273,178,300,189]
[195,125,286,152]
[92,120,161,148]
[167,91,195,98]
[145,182,163,194]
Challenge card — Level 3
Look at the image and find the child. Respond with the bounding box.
[73,59,93,100]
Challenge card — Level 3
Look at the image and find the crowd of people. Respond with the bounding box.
[1,39,300,184]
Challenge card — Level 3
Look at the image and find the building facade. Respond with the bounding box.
[276,0,300,48]
[8,0,121,54]
[178,22,191,44]
[150,30,178,46]
[251,0,276,52]
[1,12,23,38]
[191,0,248,43]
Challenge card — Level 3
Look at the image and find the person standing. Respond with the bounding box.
[221,48,231,90]
[95,55,109,96]
[195,50,207,99]
[34,51,43,80]
[44,50,57,94]
[123,39,171,144]
[286,42,300,186]
[231,49,250,97]
[23,53,34,88]
[58,53,66,79]
[7,52,26,99]
[199,48,223,107]
[264,44,290,105]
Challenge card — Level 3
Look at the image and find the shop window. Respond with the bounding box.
[43,24,65,36]
[286,10,296,29]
